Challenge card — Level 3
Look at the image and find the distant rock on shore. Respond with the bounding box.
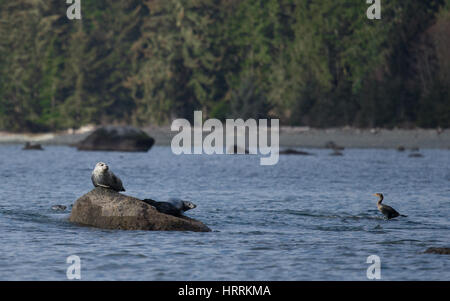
[324,141,345,150]
[76,126,155,152]
[2,127,449,149]
[69,187,211,232]
[23,142,43,150]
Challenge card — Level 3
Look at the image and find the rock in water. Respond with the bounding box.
[69,187,211,232]
[227,144,250,154]
[424,247,450,255]
[408,152,424,158]
[76,126,155,152]
[329,150,344,156]
[23,142,43,150]
[325,141,344,151]
[279,149,314,156]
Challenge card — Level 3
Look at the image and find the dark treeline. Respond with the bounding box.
[0,0,449,132]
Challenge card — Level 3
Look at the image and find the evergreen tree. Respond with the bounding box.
[0,0,448,131]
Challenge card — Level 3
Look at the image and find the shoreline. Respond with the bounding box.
[0,126,449,149]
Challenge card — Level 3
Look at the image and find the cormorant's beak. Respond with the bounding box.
[373,194,377,196]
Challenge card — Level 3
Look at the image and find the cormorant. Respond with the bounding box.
[373,193,407,219]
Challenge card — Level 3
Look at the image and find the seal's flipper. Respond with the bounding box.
[142,199,157,206]
[97,184,111,189]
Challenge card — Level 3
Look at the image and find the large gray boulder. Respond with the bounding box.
[69,187,211,232]
[76,126,155,152]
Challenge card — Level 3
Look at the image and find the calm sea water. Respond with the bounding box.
[0,145,449,280]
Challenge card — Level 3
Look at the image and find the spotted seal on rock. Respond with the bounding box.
[142,198,196,217]
[91,162,125,192]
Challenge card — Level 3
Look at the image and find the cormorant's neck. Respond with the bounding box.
[377,195,383,205]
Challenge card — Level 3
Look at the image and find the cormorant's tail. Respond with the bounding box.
[400,214,408,217]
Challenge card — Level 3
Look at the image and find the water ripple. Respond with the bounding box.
[0,146,449,280]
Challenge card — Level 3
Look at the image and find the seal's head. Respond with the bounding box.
[181,201,197,212]
[94,162,109,173]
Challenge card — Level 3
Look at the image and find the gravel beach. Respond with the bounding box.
[1,126,449,149]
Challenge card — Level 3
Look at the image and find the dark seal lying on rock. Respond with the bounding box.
[69,187,210,232]
[77,126,155,152]
[142,198,196,217]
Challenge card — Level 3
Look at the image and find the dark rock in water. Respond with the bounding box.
[51,205,67,211]
[408,153,424,158]
[228,144,250,154]
[397,146,405,152]
[76,126,155,152]
[279,149,314,156]
[329,150,344,156]
[325,141,344,151]
[69,187,210,232]
[411,147,420,152]
[325,141,336,149]
[424,247,450,255]
[23,142,43,150]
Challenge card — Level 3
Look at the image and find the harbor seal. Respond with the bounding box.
[142,198,196,217]
[91,162,125,192]
[51,205,67,211]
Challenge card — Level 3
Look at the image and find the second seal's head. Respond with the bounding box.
[182,201,197,211]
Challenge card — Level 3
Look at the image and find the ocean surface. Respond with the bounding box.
[0,145,449,281]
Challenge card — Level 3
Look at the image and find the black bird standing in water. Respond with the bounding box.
[373,193,407,219]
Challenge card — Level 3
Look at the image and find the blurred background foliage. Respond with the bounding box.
[0,0,449,132]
